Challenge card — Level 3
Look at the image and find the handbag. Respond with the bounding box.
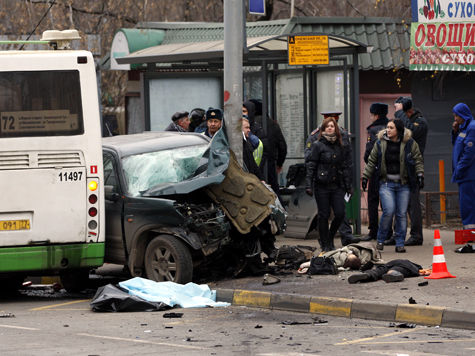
[307,256,337,275]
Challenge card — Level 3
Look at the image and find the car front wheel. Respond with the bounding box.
[144,235,193,284]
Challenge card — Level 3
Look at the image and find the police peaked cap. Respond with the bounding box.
[369,103,388,116]
[206,107,223,121]
[395,96,412,111]
[171,111,189,122]
[320,111,342,117]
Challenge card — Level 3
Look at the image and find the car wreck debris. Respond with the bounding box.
[262,274,280,285]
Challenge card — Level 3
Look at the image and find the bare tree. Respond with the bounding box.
[0,0,411,106]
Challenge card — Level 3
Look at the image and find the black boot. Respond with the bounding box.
[405,236,423,246]
[318,237,327,252]
[328,223,340,251]
[384,237,396,246]
[382,270,404,283]
[318,217,331,251]
[341,235,361,246]
[348,273,370,284]
[360,234,376,241]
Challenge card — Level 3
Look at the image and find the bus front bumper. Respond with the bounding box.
[0,243,105,273]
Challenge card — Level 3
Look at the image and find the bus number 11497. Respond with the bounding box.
[58,171,83,182]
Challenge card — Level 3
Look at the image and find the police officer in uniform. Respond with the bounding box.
[305,111,360,246]
[203,107,223,138]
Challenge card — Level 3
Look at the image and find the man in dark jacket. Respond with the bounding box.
[348,259,423,283]
[164,111,190,132]
[242,116,264,180]
[394,97,428,246]
[361,103,389,242]
[189,108,206,133]
[304,111,360,246]
[244,99,287,195]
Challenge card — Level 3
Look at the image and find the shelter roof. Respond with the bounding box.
[112,17,410,70]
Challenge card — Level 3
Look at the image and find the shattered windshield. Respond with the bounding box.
[122,144,208,196]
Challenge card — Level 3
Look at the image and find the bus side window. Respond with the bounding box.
[103,154,119,192]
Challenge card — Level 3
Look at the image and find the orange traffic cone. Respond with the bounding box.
[425,230,456,279]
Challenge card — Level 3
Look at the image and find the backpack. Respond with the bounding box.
[307,256,338,275]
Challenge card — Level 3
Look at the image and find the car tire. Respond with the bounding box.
[0,275,25,295]
[144,235,193,284]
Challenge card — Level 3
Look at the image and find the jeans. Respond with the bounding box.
[377,181,410,247]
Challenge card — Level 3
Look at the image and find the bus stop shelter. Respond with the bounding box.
[116,32,370,234]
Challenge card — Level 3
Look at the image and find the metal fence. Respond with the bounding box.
[422,191,460,227]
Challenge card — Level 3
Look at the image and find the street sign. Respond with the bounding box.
[287,35,329,66]
[249,0,265,15]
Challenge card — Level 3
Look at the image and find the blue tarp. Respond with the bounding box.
[119,277,230,308]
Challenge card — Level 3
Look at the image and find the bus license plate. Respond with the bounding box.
[0,219,30,231]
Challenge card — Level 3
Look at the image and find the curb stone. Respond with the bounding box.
[215,288,475,330]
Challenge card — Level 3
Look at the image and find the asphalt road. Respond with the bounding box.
[1,288,475,356]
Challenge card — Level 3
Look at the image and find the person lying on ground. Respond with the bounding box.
[348,259,430,283]
[298,241,383,273]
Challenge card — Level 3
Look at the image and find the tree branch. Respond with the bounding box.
[26,0,138,24]
[277,0,310,17]
[346,0,365,17]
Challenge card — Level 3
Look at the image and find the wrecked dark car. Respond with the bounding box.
[102,130,286,284]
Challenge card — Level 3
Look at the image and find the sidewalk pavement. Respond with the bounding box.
[212,226,475,330]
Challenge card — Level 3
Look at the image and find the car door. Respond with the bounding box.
[103,151,127,264]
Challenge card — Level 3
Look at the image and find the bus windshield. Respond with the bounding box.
[0,70,84,137]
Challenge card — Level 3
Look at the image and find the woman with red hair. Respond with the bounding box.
[305,117,353,252]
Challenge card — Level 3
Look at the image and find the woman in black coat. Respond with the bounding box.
[305,117,352,251]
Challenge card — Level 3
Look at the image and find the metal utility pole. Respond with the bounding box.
[224,0,244,164]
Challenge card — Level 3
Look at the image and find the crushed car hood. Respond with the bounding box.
[206,151,277,234]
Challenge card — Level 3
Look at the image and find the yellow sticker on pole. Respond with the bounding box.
[288,35,329,65]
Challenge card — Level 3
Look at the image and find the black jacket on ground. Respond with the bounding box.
[365,259,422,281]
[364,116,388,163]
[305,136,352,192]
[395,109,428,154]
